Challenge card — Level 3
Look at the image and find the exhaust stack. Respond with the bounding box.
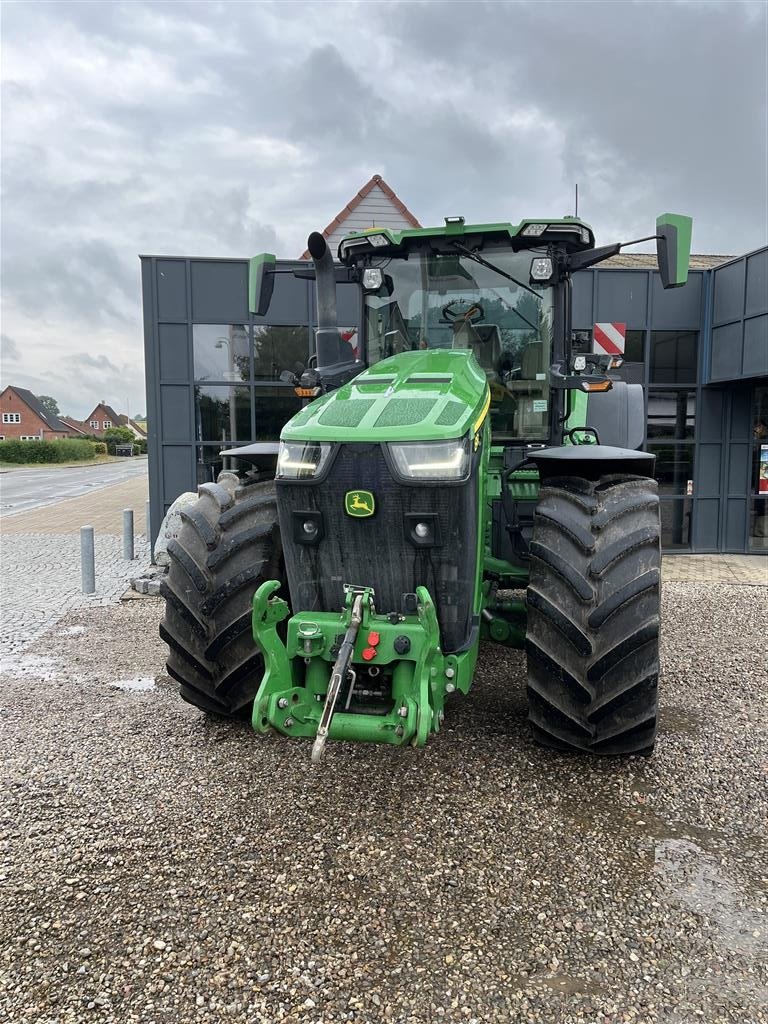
[307,231,348,370]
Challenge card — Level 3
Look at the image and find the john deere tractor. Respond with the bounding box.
[160,212,692,760]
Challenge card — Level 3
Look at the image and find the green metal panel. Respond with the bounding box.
[281,350,489,443]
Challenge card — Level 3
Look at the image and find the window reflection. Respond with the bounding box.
[253,326,309,380]
[647,390,696,441]
[749,386,768,552]
[194,385,250,442]
[193,325,249,381]
[255,388,302,440]
[650,331,698,384]
[660,498,692,548]
[646,442,694,495]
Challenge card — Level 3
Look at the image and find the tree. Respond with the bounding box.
[38,395,60,416]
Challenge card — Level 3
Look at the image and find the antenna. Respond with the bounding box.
[575,183,579,218]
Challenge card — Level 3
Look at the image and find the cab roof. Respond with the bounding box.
[338,216,595,263]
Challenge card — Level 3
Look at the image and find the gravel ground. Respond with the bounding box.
[1,583,766,1024]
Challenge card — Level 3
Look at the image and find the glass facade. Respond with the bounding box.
[749,386,768,552]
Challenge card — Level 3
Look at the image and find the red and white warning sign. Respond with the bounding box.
[593,322,626,356]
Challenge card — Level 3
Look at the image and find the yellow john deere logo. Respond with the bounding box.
[345,490,375,518]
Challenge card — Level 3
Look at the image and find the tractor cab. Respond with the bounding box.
[338,217,592,444]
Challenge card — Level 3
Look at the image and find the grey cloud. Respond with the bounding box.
[1,334,20,361]
[0,0,765,420]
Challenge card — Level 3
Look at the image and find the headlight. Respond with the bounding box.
[276,441,332,480]
[522,223,548,237]
[530,256,554,281]
[366,233,389,248]
[388,438,470,480]
[362,268,383,290]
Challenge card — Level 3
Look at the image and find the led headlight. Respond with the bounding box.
[362,268,383,290]
[388,438,470,480]
[366,233,389,248]
[276,441,332,480]
[522,223,548,237]
[530,257,554,281]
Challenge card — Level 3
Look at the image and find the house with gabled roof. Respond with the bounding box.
[0,385,72,440]
[82,401,123,438]
[300,174,420,259]
[60,416,91,436]
[118,414,147,439]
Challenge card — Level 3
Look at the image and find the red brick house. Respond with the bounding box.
[0,386,71,440]
[118,414,147,440]
[82,401,123,438]
[60,416,90,436]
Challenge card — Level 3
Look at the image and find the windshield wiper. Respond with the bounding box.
[448,241,544,333]
[449,241,544,301]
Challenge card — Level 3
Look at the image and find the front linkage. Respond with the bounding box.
[251,581,476,761]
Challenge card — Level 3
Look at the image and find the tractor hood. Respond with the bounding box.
[281,350,490,443]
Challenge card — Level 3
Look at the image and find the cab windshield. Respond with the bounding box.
[363,247,554,439]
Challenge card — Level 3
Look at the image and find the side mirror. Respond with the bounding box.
[248,253,276,315]
[656,214,692,290]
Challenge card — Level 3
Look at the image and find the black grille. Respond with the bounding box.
[277,444,479,653]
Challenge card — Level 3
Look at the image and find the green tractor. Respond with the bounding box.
[160,211,692,761]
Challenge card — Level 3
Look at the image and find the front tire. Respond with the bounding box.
[160,478,284,717]
[525,473,661,755]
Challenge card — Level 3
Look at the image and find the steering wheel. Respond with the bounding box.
[441,299,485,325]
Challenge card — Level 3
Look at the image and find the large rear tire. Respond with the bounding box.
[160,478,284,717]
[526,473,661,755]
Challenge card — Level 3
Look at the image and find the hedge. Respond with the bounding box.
[0,439,103,464]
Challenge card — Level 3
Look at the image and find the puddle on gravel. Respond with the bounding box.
[0,653,60,680]
[661,706,703,737]
[58,625,86,637]
[110,676,156,692]
[654,837,766,957]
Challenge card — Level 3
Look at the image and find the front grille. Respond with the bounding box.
[277,443,479,652]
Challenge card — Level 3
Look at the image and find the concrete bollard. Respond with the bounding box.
[81,525,95,594]
[123,508,134,560]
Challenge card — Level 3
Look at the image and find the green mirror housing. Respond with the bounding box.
[656,214,692,290]
[249,253,276,315]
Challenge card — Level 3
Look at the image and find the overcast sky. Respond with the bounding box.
[1,0,766,419]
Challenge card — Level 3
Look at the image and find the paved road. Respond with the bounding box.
[0,459,148,517]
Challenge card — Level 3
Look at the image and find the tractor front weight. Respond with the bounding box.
[251,580,475,759]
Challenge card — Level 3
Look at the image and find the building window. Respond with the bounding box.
[193,324,250,382]
[0,435,4,440]
[103,420,112,429]
[650,331,698,384]
[89,420,99,429]
[645,441,694,496]
[253,325,309,381]
[194,385,251,442]
[660,498,692,549]
[749,386,768,553]
[20,435,41,441]
[2,413,21,423]
[647,390,696,441]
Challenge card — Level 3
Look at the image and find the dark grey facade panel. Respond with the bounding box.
[692,498,720,550]
[713,259,745,326]
[158,323,191,381]
[160,385,194,444]
[190,260,249,322]
[155,259,187,321]
[254,267,309,323]
[651,272,702,329]
[595,271,648,328]
[708,249,768,383]
[710,321,742,380]
[745,248,768,318]
[743,315,768,376]
[698,388,724,442]
[696,443,722,494]
[162,446,195,509]
[725,498,747,551]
